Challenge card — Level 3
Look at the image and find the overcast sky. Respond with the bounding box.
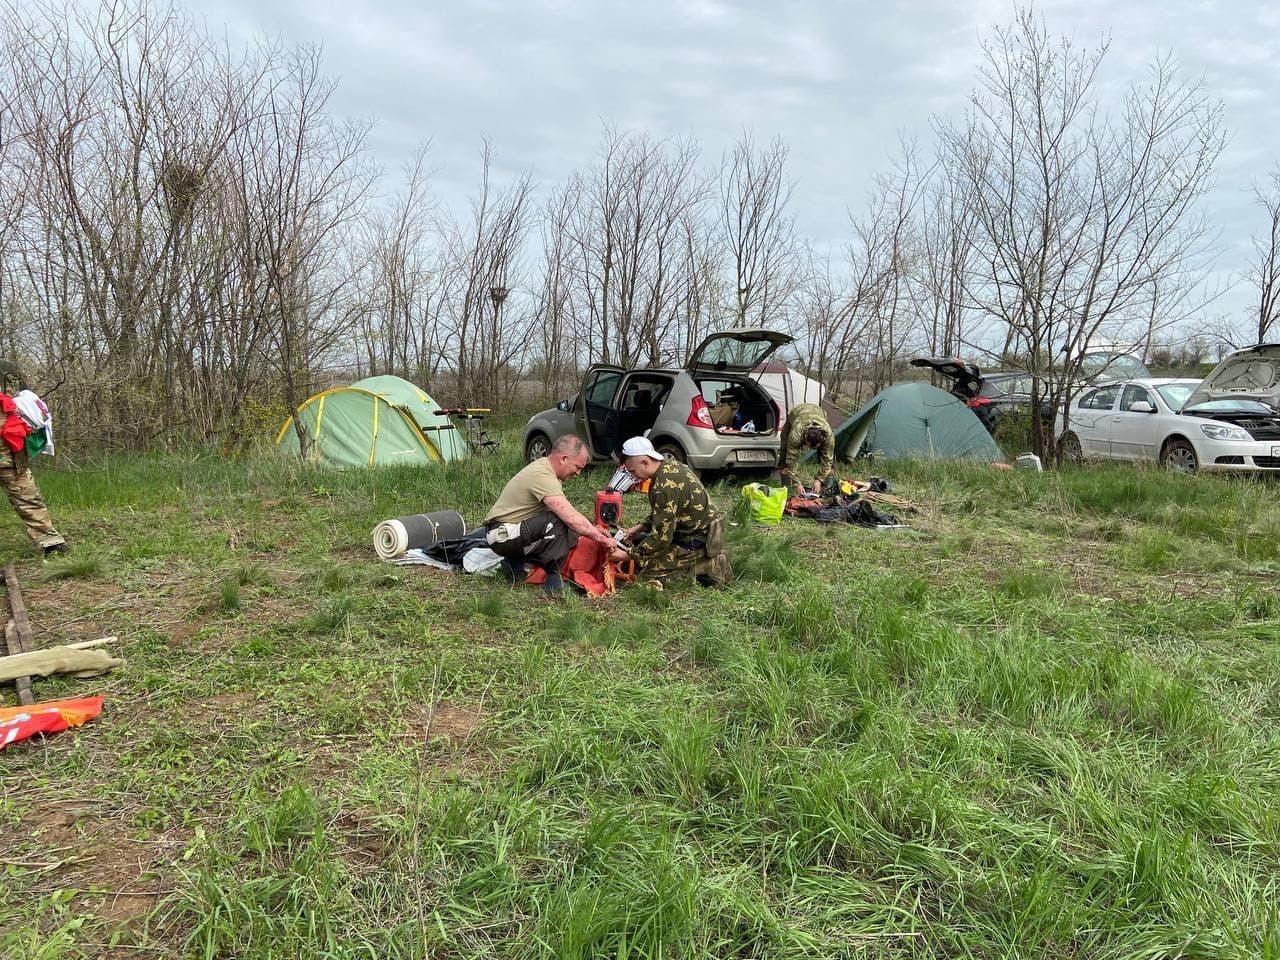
[197,0,1279,337]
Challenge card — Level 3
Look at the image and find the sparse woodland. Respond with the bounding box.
[0,2,1269,458]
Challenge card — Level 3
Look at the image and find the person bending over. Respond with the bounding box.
[777,402,834,484]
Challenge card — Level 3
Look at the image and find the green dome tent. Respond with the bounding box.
[830,382,1001,462]
[275,375,469,468]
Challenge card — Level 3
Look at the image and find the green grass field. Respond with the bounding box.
[2,444,1279,959]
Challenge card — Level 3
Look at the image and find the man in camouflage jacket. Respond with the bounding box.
[611,437,731,587]
[777,402,835,482]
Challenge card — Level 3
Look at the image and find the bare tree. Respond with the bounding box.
[1246,165,1280,344]
[0,29,29,357]
[797,143,932,401]
[939,8,1224,459]
[916,155,980,357]
[438,141,536,406]
[720,132,798,330]
[356,144,450,381]
[3,0,255,444]
[562,128,713,368]
[531,182,581,398]
[793,245,861,396]
[673,210,724,363]
[0,0,401,451]
[859,142,930,390]
[233,42,375,456]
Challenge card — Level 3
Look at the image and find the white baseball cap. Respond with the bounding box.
[620,436,665,461]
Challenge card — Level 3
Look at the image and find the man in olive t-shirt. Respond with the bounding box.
[483,435,615,594]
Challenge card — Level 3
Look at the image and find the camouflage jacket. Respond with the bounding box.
[781,402,835,475]
[630,460,720,562]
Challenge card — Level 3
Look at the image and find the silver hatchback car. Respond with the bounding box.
[521,327,794,472]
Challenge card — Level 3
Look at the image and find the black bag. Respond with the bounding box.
[813,499,898,527]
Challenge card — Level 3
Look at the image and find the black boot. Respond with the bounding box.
[541,567,564,598]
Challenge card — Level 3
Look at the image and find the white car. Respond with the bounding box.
[1055,344,1280,473]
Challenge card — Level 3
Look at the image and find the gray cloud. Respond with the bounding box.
[198,0,1280,334]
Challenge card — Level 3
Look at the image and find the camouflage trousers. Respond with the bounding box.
[0,444,64,549]
[634,518,732,586]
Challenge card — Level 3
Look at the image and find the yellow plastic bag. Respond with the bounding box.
[742,483,787,525]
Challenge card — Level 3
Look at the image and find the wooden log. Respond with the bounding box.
[2,563,34,652]
[4,621,35,706]
[68,637,117,651]
[3,563,37,705]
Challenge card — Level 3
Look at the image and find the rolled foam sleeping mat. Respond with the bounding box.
[373,510,467,560]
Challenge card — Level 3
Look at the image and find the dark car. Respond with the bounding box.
[910,352,1152,434]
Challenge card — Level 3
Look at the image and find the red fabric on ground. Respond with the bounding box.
[525,536,614,596]
[0,697,104,750]
[784,496,825,516]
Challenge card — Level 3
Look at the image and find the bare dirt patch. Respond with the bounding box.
[18,802,85,849]
[9,800,183,930]
[333,806,394,865]
[204,691,255,710]
[411,701,487,743]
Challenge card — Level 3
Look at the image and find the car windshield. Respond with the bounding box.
[1081,352,1150,380]
[1155,383,1198,411]
[1183,398,1277,415]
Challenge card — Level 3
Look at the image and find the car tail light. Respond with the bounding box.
[968,397,992,408]
[687,395,714,429]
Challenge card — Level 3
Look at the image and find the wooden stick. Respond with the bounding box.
[2,563,34,654]
[4,621,35,705]
[3,563,36,705]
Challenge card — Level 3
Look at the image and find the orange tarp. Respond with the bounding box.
[0,697,103,750]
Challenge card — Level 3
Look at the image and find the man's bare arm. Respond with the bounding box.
[543,494,614,546]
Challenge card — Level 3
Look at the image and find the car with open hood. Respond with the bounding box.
[911,351,1151,434]
[522,328,794,472]
[1054,344,1280,472]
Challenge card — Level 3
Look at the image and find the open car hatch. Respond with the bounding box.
[909,356,983,399]
[687,328,794,374]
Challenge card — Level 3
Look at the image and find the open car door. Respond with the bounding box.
[575,365,625,458]
[687,328,794,375]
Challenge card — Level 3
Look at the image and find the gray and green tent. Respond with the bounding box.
[276,375,468,468]
[831,382,1000,462]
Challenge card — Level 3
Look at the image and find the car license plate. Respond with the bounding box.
[737,449,773,462]
[1273,445,1280,457]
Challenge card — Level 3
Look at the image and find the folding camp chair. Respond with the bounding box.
[434,408,501,456]
[462,414,501,455]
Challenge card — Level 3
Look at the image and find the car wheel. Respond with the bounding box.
[653,440,687,464]
[1160,439,1198,474]
[524,432,552,463]
[1057,432,1083,464]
